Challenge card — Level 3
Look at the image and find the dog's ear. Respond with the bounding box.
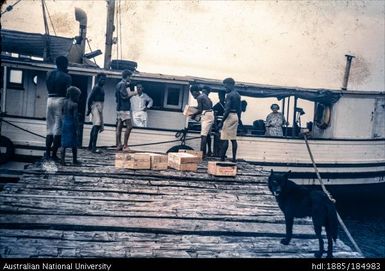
[284,170,291,179]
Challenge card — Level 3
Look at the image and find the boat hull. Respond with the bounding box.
[1,116,384,188]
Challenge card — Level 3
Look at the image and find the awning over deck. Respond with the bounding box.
[192,78,342,104]
[1,29,73,62]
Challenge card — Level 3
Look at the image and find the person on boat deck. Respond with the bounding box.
[190,85,214,158]
[265,103,287,137]
[238,100,248,135]
[201,85,213,156]
[86,73,106,153]
[45,56,72,161]
[130,84,153,128]
[218,77,241,162]
[115,69,137,152]
[212,90,226,157]
[60,86,81,166]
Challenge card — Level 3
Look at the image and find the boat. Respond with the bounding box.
[1,2,384,196]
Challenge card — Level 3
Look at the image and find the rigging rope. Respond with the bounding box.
[302,132,363,256]
[1,0,22,16]
[43,0,57,36]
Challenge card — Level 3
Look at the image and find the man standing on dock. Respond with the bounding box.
[219,77,241,162]
[130,84,153,127]
[190,85,214,158]
[45,56,72,161]
[87,73,106,153]
[115,70,137,151]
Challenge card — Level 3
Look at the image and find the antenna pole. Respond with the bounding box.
[104,0,115,69]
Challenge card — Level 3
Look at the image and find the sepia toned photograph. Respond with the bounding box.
[0,0,384,268]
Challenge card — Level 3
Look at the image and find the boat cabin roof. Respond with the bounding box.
[1,54,384,104]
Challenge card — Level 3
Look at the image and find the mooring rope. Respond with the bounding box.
[303,132,363,256]
[1,119,200,148]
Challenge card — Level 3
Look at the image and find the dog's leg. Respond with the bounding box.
[281,215,293,245]
[313,217,324,258]
[326,225,334,258]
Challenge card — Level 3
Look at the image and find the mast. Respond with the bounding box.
[41,0,51,61]
[104,0,115,69]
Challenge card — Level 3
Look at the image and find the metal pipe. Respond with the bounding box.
[292,97,298,137]
[341,54,355,90]
[104,0,116,69]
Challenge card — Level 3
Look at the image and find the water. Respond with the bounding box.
[336,196,385,258]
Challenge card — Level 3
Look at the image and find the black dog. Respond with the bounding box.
[268,170,338,258]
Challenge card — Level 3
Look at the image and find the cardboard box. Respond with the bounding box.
[178,149,203,163]
[168,152,201,164]
[168,160,198,172]
[183,104,199,116]
[207,161,237,177]
[148,153,168,170]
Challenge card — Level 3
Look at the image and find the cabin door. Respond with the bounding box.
[71,75,91,147]
[372,97,385,138]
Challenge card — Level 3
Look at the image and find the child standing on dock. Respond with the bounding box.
[60,86,82,166]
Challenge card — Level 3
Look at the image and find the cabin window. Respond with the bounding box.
[7,69,24,89]
[164,85,183,109]
[136,82,165,110]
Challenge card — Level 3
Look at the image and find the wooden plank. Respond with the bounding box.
[0,214,317,236]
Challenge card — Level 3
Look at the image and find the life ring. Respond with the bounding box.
[315,103,331,129]
[0,135,15,164]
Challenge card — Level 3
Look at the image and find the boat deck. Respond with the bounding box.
[0,149,361,258]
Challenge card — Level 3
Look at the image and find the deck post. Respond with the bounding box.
[284,96,291,137]
[292,97,298,137]
[1,66,7,114]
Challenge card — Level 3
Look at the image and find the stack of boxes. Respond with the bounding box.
[115,149,237,176]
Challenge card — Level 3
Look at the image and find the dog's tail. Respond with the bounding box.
[327,203,338,242]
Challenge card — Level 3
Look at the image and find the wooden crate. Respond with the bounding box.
[207,161,237,177]
[148,153,168,170]
[178,149,203,163]
[168,160,198,172]
[115,153,126,168]
[168,152,201,164]
[115,153,151,169]
[183,104,199,116]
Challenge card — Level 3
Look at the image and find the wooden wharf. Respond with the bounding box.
[0,149,361,258]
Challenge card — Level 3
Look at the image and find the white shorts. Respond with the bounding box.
[200,110,214,136]
[220,113,239,140]
[46,97,65,136]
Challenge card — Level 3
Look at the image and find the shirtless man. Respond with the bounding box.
[115,70,137,151]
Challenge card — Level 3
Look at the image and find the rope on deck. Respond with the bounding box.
[303,132,363,256]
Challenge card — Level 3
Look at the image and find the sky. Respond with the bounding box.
[2,0,384,124]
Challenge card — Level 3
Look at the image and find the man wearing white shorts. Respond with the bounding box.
[219,77,241,162]
[130,84,153,127]
[45,56,72,161]
[190,85,214,158]
[115,70,137,151]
